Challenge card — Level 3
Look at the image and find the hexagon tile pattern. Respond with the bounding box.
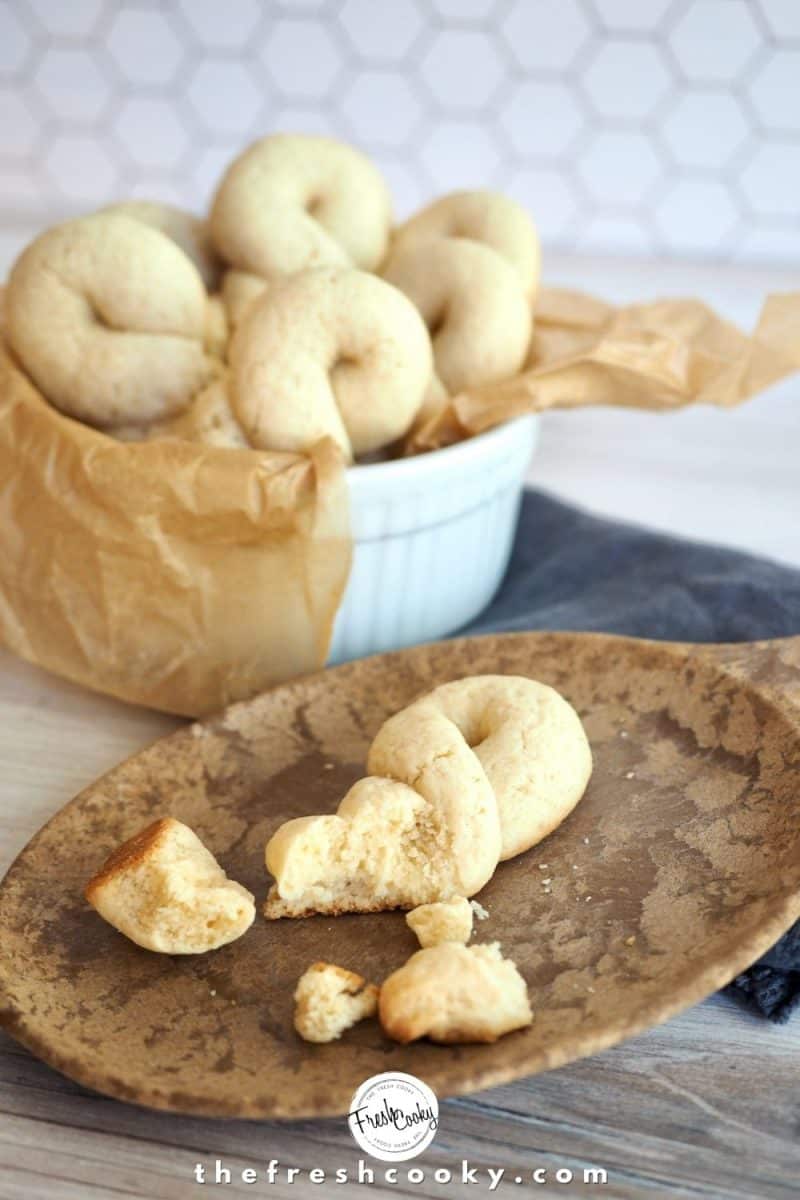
[0,0,797,264]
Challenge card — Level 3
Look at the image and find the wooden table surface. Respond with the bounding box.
[2,651,800,1200]
[1,254,798,1199]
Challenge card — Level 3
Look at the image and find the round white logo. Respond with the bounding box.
[348,1072,439,1161]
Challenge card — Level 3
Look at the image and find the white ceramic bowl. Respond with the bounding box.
[328,415,539,663]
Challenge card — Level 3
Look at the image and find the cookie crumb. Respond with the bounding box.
[582,836,590,845]
[470,900,489,921]
[538,863,549,870]
[210,988,216,996]
[585,895,592,902]
[625,770,636,779]
[323,763,335,770]
[541,877,551,887]
[625,935,636,946]
[620,730,629,739]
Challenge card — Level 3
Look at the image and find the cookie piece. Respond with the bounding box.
[264,754,500,919]
[85,817,255,954]
[379,942,532,1044]
[294,962,378,1043]
[406,897,473,948]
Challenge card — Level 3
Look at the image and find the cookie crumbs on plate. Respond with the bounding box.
[541,877,551,886]
[538,863,549,870]
[583,836,590,844]
[625,770,636,779]
[620,730,629,739]
[625,935,636,945]
[210,988,216,996]
[585,895,592,902]
[323,763,335,770]
[470,900,489,921]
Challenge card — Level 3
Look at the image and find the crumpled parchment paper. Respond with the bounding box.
[408,287,800,451]
[1,284,798,716]
[0,336,350,716]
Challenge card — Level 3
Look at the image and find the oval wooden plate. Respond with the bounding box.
[1,631,799,1119]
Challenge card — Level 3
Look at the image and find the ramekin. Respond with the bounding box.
[328,415,539,663]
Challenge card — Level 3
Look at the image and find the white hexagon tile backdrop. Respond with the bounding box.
[0,0,797,266]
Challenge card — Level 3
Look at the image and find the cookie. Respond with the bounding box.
[390,189,540,302]
[229,266,432,460]
[5,213,216,427]
[264,692,502,918]
[395,675,593,861]
[406,897,473,948]
[379,942,532,1044]
[294,962,378,1043]
[382,237,531,395]
[211,133,392,282]
[85,817,255,954]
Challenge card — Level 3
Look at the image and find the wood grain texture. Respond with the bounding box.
[1,637,800,1197]
[2,998,800,1199]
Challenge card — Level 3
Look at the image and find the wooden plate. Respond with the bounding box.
[1,632,799,1119]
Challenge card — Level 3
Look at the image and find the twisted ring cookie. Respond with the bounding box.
[211,134,392,282]
[398,675,592,861]
[229,266,432,461]
[5,213,218,428]
[264,673,591,920]
[382,237,531,396]
[264,689,503,918]
[390,190,541,302]
[101,200,222,290]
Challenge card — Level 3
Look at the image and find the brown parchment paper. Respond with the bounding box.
[409,287,800,451]
[0,338,351,717]
[1,283,798,717]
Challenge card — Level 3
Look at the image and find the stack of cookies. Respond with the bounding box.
[5,133,540,465]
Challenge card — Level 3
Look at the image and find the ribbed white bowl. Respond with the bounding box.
[328,415,539,664]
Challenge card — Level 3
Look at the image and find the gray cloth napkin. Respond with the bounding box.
[462,489,800,1020]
